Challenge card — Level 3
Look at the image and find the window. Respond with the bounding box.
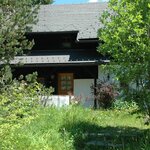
[58,73,73,95]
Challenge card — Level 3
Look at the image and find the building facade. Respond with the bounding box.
[12,3,109,107]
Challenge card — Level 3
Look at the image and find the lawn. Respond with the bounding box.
[1,106,150,150]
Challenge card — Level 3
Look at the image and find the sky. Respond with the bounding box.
[54,0,108,4]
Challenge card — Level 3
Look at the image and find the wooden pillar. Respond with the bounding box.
[94,78,97,109]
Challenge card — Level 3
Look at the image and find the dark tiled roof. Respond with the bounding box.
[10,50,109,65]
[11,51,102,64]
[32,3,108,40]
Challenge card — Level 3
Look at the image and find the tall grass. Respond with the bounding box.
[1,106,150,150]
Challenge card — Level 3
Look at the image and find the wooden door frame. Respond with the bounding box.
[58,73,74,95]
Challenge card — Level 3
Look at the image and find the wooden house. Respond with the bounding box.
[12,3,109,107]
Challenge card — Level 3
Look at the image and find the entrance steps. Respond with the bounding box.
[84,132,143,149]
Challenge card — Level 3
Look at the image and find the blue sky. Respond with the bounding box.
[54,0,108,4]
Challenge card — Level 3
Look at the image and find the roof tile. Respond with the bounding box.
[32,3,108,39]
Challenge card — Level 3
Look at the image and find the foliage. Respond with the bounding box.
[0,0,38,63]
[0,65,12,90]
[112,100,139,111]
[91,80,118,109]
[25,71,38,83]
[1,106,149,150]
[39,86,54,107]
[32,0,53,5]
[0,72,54,148]
[98,0,150,116]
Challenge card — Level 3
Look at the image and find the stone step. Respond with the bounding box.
[84,132,142,141]
[83,132,141,148]
[85,132,113,137]
[86,140,123,148]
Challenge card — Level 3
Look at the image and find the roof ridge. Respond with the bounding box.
[41,2,108,7]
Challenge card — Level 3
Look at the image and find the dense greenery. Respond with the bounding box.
[0,0,40,146]
[0,0,149,149]
[0,0,39,63]
[98,0,150,117]
[1,106,149,150]
[33,0,53,5]
[0,1,55,148]
[0,73,54,149]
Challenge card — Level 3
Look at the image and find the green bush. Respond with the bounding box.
[112,100,139,111]
[0,73,54,149]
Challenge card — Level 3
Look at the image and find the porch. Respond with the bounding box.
[13,65,99,107]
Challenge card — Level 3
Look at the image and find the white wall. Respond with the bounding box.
[41,95,73,107]
[73,66,115,108]
[74,79,94,108]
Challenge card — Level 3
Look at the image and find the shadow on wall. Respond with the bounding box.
[60,121,150,150]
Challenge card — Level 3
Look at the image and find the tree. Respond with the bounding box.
[32,0,53,5]
[0,0,38,64]
[98,0,150,116]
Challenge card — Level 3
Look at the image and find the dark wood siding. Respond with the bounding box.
[25,32,99,55]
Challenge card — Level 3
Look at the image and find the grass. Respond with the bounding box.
[1,106,150,150]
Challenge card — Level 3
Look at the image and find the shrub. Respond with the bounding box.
[91,80,118,109]
[120,88,150,125]
[112,100,139,111]
[0,72,54,149]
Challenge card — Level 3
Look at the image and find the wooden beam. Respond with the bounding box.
[94,78,97,109]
